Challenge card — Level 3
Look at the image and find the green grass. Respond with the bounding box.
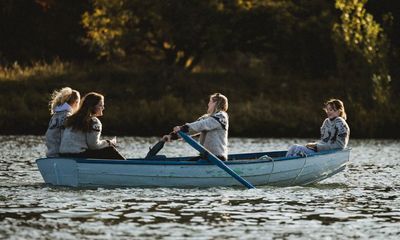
[0,60,73,81]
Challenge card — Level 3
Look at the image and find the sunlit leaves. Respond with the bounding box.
[82,0,131,59]
[333,0,391,104]
[81,0,300,71]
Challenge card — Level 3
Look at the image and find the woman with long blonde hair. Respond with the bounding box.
[45,87,80,157]
[163,93,229,160]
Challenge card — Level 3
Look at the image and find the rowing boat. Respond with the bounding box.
[36,149,350,188]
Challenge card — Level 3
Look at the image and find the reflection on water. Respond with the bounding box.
[0,136,399,239]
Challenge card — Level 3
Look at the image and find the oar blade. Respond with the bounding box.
[145,140,165,159]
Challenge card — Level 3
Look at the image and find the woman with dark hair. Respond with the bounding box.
[59,92,125,160]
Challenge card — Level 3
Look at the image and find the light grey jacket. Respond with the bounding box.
[45,104,72,157]
[316,117,350,151]
[186,111,229,159]
[59,117,109,154]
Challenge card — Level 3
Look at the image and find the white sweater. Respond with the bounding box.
[316,117,350,151]
[59,117,109,154]
[186,111,229,159]
[45,103,72,157]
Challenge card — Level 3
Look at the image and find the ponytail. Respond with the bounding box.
[48,87,80,114]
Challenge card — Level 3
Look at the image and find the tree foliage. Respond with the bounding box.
[81,0,336,74]
[0,0,398,105]
[333,0,391,104]
[1,0,400,136]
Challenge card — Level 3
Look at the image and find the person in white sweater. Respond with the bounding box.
[286,99,350,157]
[45,87,80,157]
[59,92,125,160]
[163,93,229,160]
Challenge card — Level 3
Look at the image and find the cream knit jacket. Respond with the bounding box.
[59,117,109,154]
[186,111,229,159]
[316,117,350,151]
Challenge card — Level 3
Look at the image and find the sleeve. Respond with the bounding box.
[333,118,349,149]
[86,118,109,150]
[186,116,223,134]
[319,119,329,140]
[316,119,330,151]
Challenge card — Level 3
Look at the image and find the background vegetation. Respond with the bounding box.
[0,0,399,138]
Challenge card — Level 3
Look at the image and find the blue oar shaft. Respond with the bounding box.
[178,131,255,189]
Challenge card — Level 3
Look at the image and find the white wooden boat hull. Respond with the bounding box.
[36,150,350,188]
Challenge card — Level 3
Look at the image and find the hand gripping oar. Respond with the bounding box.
[178,131,255,189]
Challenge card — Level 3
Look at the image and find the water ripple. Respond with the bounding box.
[0,136,400,239]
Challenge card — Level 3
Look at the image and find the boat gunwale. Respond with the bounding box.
[36,149,350,166]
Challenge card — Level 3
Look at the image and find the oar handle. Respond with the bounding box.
[178,131,255,189]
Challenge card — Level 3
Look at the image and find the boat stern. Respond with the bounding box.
[36,158,79,187]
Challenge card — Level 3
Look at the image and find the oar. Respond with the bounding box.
[145,139,165,159]
[177,131,256,189]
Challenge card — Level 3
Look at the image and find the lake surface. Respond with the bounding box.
[0,136,399,239]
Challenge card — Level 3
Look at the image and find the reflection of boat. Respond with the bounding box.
[36,149,350,188]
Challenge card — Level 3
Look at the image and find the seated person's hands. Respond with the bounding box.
[162,135,172,142]
[173,126,181,133]
[110,136,117,146]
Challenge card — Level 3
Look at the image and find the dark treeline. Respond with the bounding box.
[0,0,399,138]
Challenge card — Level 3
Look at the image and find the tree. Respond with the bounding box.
[82,0,229,71]
[82,0,339,78]
[366,0,400,96]
[333,0,391,105]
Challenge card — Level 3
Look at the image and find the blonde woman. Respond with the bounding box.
[286,99,350,157]
[45,87,80,157]
[59,92,125,160]
[164,93,229,160]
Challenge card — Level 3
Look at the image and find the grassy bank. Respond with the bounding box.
[1,61,399,138]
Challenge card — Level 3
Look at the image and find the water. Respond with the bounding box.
[0,136,399,239]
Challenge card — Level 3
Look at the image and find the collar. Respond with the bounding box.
[329,116,337,121]
[54,103,72,112]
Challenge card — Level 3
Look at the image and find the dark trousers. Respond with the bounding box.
[190,154,227,161]
[60,146,126,160]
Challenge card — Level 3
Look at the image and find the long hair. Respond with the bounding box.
[209,93,228,114]
[48,87,80,114]
[65,92,104,132]
[324,99,347,120]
